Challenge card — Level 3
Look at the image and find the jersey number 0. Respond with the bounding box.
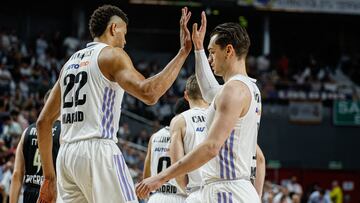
[157,156,171,174]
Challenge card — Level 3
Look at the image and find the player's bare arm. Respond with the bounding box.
[168,114,188,191]
[143,136,153,179]
[9,129,26,203]
[36,81,61,203]
[136,81,251,199]
[100,7,192,105]
[254,144,266,200]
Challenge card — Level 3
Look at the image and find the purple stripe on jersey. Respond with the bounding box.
[217,192,222,203]
[229,130,236,179]
[102,87,109,112]
[219,147,224,179]
[116,155,132,200]
[229,192,233,203]
[106,89,113,112]
[119,155,136,200]
[223,139,230,179]
[106,92,116,139]
[101,87,109,138]
[222,192,227,203]
[103,89,113,138]
[105,90,113,121]
[113,155,128,201]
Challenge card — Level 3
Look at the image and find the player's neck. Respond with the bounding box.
[93,35,112,46]
[223,59,247,82]
[189,99,208,109]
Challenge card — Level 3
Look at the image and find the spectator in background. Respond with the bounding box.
[0,113,22,148]
[290,192,300,203]
[0,63,12,96]
[0,99,7,134]
[35,33,48,58]
[286,176,303,198]
[330,180,343,203]
[277,54,289,80]
[262,180,275,203]
[118,122,131,140]
[256,54,270,74]
[63,34,80,58]
[0,154,15,203]
[133,129,150,147]
[308,188,331,203]
[273,186,292,203]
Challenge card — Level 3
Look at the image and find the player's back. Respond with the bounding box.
[23,120,61,188]
[180,107,207,188]
[203,74,261,183]
[59,42,124,143]
[150,127,184,195]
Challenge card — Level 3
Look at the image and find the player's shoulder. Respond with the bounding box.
[98,46,131,72]
[100,46,127,60]
[215,80,250,110]
[222,79,250,98]
[170,114,185,128]
[152,126,170,137]
[25,123,36,135]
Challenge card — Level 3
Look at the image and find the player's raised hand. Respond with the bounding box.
[37,178,57,203]
[179,7,192,54]
[135,175,165,199]
[192,11,207,50]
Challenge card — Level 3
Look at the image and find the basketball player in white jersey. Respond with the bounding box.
[143,99,190,203]
[136,10,262,203]
[36,5,192,203]
[168,75,208,203]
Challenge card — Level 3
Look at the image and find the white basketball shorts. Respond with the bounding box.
[56,139,138,203]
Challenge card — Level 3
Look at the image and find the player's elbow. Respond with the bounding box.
[258,153,265,164]
[36,116,51,132]
[142,94,158,105]
[257,148,266,164]
[138,86,159,105]
[11,170,24,183]
[36,117,45,130]
[146,96,158,105]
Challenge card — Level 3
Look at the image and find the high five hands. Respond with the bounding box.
[135,7,208,200]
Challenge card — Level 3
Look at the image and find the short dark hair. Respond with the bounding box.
[210,22,250,59]
[185,74,203,100]
[173,97,189,115]
[89,5,128,38]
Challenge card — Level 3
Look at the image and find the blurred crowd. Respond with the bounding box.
[246,53,360,104]
[262,177,345,203]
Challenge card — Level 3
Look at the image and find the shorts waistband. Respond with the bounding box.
[204,177,250,186]
[63,137,116,145]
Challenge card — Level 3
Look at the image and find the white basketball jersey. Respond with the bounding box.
[180,107,207,188]
[202,75,261,182]
[150,127,183,194]
[59,42,124,143]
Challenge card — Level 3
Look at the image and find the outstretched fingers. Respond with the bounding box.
[199,11,207,33]
[136,182,149,199]
[192,23,198,34]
